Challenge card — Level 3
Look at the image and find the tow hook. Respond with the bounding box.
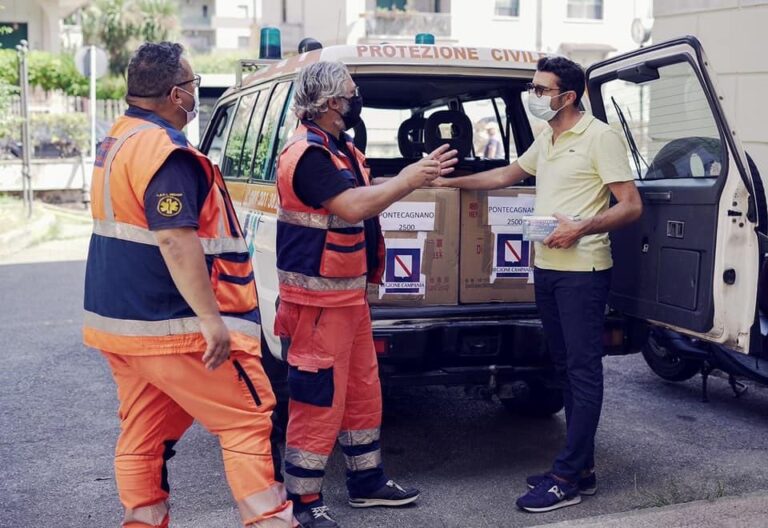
[488,365,498,394]
[471,365,498,400]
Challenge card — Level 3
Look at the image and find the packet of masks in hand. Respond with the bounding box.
[522,216,559,242]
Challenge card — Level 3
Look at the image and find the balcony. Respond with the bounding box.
[363,10,451,41]
[181,15,214,30]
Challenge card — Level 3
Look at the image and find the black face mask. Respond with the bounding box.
[340,94,363,130]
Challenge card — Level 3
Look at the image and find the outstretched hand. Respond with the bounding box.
[427,144,459,177]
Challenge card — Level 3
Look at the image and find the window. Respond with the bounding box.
[567,0,603,20]
[0,21,28,49]
[238,4,249,17]
[202,5,208,18]
[221,90,268,179]
[359,107,414,158]
[464,98,511,159]
[377,0,406,10]
[251,82,292,181]
[270,86,299,180]
[205,101,235,166]
[238,36,250,49]
[494,0,520,17]
[601,61,723,180]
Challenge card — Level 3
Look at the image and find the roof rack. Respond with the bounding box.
[236,59,279,88]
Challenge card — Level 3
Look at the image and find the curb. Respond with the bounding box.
[0,208,57,258]
[536,490,768,528]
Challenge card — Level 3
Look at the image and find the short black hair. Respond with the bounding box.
[536,56,586,107]
[127,42,186,99]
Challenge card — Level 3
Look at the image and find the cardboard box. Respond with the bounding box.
[460,187,537,303]
[368,187,459,306]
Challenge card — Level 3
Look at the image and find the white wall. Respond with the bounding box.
[450,0,538,48]
[653,0,768,180]
[450,0,650,56]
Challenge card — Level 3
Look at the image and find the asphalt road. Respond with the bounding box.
[2,260,768,528]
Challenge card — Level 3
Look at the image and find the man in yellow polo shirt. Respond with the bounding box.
[436,56,642,512]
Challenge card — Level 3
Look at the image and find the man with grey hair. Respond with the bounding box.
[274,60,457,528]
[86,42,293,528]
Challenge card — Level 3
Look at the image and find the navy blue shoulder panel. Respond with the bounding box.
[125,105,189,147]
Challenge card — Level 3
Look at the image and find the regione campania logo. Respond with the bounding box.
[494,233,530,278]
[384,247,422,293]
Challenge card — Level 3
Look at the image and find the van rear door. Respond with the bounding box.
[586,36,762,354]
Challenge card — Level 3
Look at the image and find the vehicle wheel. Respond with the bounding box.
[500,381,564,418]
[641,331,702,382]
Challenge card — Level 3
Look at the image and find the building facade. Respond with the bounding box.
[234,0,652,64]
[0,0,86,52]
[652,0,768,189]
[180,0,257,53]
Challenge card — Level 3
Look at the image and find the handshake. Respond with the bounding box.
[399,144,459,189]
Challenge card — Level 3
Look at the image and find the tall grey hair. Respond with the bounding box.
[292,61,350,120]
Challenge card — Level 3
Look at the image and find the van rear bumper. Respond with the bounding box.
[370,303,551,382]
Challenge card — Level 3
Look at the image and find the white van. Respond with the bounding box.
[199,34,767,413]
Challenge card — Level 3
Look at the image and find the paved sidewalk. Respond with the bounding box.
[0,202,91,265]
[0,201,57,258]
[538,490,768,528]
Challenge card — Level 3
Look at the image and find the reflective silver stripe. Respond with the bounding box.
[102,123,159,221]
[281,133,308,154]
[285,447,329,471]
[92,219,248,254]
[123,500,168,526]
[200,236,248,254]
[238,483,291,525]
[93,218,156,246]
[344,450,382,472]
[214,185,229,238]
[278,270,366,292]
[277,208,363,230]
[84,311,261,338]
[338,428,381,447]
[245,514,295,528]
[285,474,324,496]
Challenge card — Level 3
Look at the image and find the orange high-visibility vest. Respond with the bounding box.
[83,107,260,355]
[275,121,384,308]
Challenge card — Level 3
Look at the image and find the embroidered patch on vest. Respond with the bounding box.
[94,137,116,168]
[157,195,183,217]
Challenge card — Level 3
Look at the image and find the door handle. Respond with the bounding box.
[644,191,672,202]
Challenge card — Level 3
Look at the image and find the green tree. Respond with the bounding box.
[82,0,137,76]
[136,0,179,43]
[0,12,20,140]
[81,0,179,77]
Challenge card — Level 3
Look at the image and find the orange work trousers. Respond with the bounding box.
[275,301,387,499]
[102,349,294,527]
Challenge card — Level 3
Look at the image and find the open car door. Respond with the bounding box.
[586,36,764,354]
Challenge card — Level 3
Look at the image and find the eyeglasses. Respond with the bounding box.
[341,86,361,99]
[174,74,201,90]
[526,82,562,98]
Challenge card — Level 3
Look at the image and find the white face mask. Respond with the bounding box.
[528,93,568,122]
[177,86,199,124]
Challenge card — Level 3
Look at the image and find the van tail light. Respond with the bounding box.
[604,327,625,347]
[374,337,389,356]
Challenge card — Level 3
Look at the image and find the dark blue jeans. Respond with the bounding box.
[534,267,611,483]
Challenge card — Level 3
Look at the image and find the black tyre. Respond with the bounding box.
[641,330,703,382]
[500,381,564,418]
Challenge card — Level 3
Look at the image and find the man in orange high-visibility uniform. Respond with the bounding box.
[83,42,294,528]
[274,61,458,528]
